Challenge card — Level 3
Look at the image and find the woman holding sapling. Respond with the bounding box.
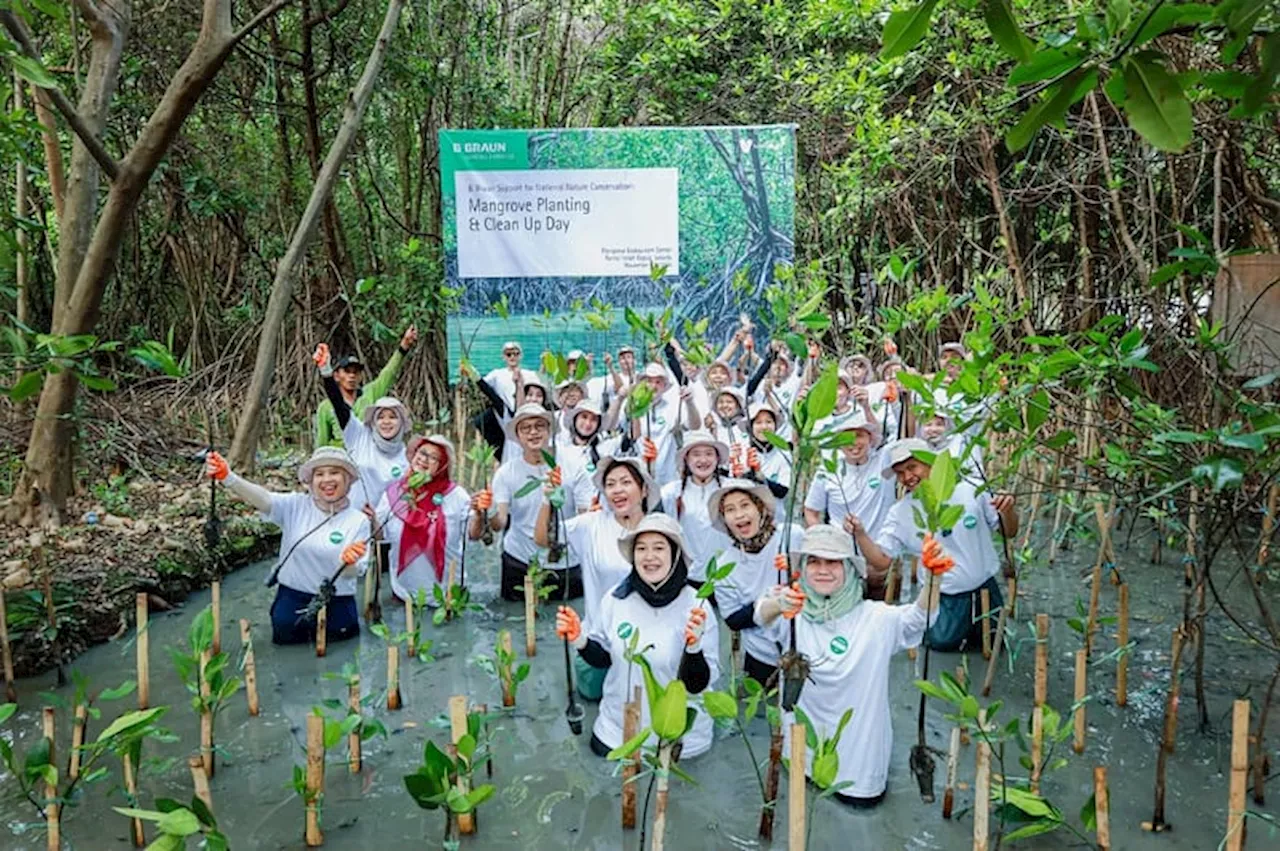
[755,524,946,807]
[660,430,732,585]
[741,402,792,500]
[556,514,721,758]
[206,447,368,645]
[373,435,471,605]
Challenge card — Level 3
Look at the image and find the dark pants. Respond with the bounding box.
[270,584,360,646]
[744,652,778,691]
[834,787,887,809]
[500,551,582,602]
[476,409,506,462]
[926,575,1004,652]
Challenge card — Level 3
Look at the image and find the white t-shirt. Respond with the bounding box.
[718,531,797,666]
[265,493,369,596]
[756,447,792,492]
[492,449,583,565]
[374,485,471,602]
[804,452,895,539]
[660,478,732,583]
[342,418,408,510]
[589,583,721,758]
[866,382,905,442]
[483,366,541,412]
[784,599,928,797]
[874,480,1001,594]
[564,511,634,630]
[558,436,622,512]
[755,373,802,440]
[636,394,681,483]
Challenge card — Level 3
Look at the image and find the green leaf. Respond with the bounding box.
[1193,456,1244,491]
[1127,3,1215,47]
[880,0,941,59]
[1242,32,1280,116]
[653,679,689,741]
[812,751,839,789]
[1009,47,1086,86]
[606,728,652,760]
[984,0,1034,64]
[113,807,167,824]
[0,703,15,725]
[1002,820,1065,842]
[1106,0,1132,34]
[11,55,58,88]
[1219,432,1265,451]
[701,690,738,721]
[96,707,166,743]
[1244,373,1279,390]
[806,365,839,424]
[8,371,43,402]
[157,808,202,837]
[1024,389,1050,434]
[1007,69,1098,152]
[1120,56,1193,152]
[1080,791,1098,831]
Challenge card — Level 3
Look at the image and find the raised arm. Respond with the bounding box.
[206,451,273,514]
[360,325,416,405]
[314,344,353,429]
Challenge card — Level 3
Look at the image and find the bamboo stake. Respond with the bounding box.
[652,740,673,851]
[0,588,16,703]
[1116,585,1129,707]
[760,724,783,840]
[1094,767,1111,851]
[123,752,145,847]
[973,712,990,851]
[1226,699,1249,851]
[239,619,259,716]
[1030,706,1044,795]
[980,589,992,660]
[387,646,401,710]
[523,574,537,657]
[444,559,457,616]
[200,648,214,777]
[885,562,899,603]
[348,675,362,774]
[981,594,1009,697]
[1031,614,1048,793]
[315,605,327,657]
[305,713,324,846]
[43,707,58,851]
[1085,563,1102,657]
[1006,575,1017,619]
[188,756,213,814]
[622,686,640,830]
[788,723,806,851]
[1073,649,1087,754]
[68,703,86,780]
[449,695,475,835]
[211,581,221,655]
[405,596,415,657]
[499,630,515,708]
[136,593,149,710]
[942,726,961,819]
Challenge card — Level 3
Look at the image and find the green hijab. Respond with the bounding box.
[799,556,864,623]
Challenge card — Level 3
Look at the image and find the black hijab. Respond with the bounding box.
[612,533,692,608]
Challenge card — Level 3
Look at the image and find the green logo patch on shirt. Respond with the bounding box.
[617,622,634,640]
[391,465,404,478]
[829,636,849,655]
[963,514,978,529]
[869,476,881,489]
[328,530,345,545]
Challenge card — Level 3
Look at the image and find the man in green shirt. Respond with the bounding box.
[314,325,418,447]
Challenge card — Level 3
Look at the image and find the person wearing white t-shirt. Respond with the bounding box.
[556,514,721,759]
[866,356,909,443]
[706,385,750,448]
[557,399,622,509]
[849,438,1018,651]
[566,350,609,408]
[740,403,792,500]
[478,341,543,462]
[373,435,471,606]
[661,431,732,585]
[754,344,804,441]
[631,363,698,484]
[755,524,945,807]
[206,446,369,645]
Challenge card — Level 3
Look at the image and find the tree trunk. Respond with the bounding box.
[230,0,408,468]
[30,86,66,220]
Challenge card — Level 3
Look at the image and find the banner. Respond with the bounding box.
[440,126,796,374]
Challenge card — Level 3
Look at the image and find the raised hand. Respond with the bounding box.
[555,605,584,647]
[642,438,658,464]
[921,533,956,576]
[205,451,229,481]
[684,607,708,650]
[471,489,493,512]
[400,325,419,350]
[747,446,761,472]
[341,540,367,566]
[780,583,806,619]
[312,343,330,370]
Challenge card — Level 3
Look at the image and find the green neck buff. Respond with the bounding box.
[799,558,863,623]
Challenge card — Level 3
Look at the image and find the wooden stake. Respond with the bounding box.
[1094,766,1111,851]
[523,574,537,657]
[1073,649,1087,754]
[1116,585,1129,707]
[788,723,806,851]
[68,703,86,780]
[305,713,324,846]
[956,666,969,746]
[1034,614,1049,706]
[1260,484,1278,565]
[980,589,992,660]
[759,724,783,840]
[1006,575,1017,619]
[199,648,214,777]
[973,714,990,851]
[43,707,59,851]
[1030,705,1044,795]
[405,596,415,657]
[1144,627,1186,833]
[652,740,673,851]
[1227,700,1249,851]
[885,562,899,603]
[188,756,213,814]
[211,581,221,655]
[386,645,401,710]
[0,588,16,703]
[444,559,457,616]
[123,752,145,847]
[136,593,149,710]
[942,726,961,819]
[981,593,1009,697]
[1085,563,1102,657]
[315,605,327,657]
[622,686,640,830]
[499,630,515,708]
[348,675,362,774]
[239,619,259,716]
[449,695,475,835]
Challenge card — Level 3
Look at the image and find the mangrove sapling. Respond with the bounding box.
[37,670,137,779]
[403,738,496,842]
[171,607,241,777]
[464,442,497,546]
[790,706,857,849]
[701,677,784,839]
[319,663,390,767]
[112,794,226,851]
[433,580,482,625]
[474,631,531,709]
[371,613,437,665]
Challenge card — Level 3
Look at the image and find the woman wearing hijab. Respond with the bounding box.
[555,514,720,758]
[741,402,792,499]
[709,478,793,687]
[660,431,731,585]
[373,435,471,604]
[314,343,411,506]
[206,447,369,645]
[705,385,748,447]
[755,525,946,807]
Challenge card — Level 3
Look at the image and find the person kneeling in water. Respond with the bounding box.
[556,514,721,759]
[206,447,368,645]
[756,524,945,807]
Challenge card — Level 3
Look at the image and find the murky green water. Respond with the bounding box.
[3,532,1278,849]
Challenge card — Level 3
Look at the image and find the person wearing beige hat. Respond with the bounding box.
[755,524,945,807]
[555,513,720,758]
[205,446,369,645]
[632,362,698,483]
[477,340,542,462]
[660,431,732,584]
[814,370,878,436]
[744,402,792,499]
[706,385,748,445]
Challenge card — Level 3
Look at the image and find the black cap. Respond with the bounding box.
[334,355,365,371]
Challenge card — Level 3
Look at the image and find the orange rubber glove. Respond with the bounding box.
[205,451,229,482]
[883,338,898,356]
[312,343,330,370]
[781,583,806,619]
[555,606,584,646]
[747,446,761,472]
[472,489,492,511]
[642,438,658,463]
[341,540,367,566]
[921,533,956,576]
[548,466,563,487]
[685,607,708,650]
[883,382,899,404]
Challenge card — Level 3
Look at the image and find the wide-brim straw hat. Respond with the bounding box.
[591,454,655,496]
[880,437,932,478]
[298,446,360,485]
[406,434,455,469]
[707,477,777,534]
[677,430,730,468]
[506,403,556,441]
[617,513,688,565]
[361,396,412,434]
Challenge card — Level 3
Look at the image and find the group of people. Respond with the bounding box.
[203,322,1017,808]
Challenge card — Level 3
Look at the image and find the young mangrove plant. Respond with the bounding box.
[433,581,483,626]
[371,613,436,665]
[474,631,531,709]
[701,676,782,840]
[403,737,496,842]
[111,796,226,851]
[171,606,241,777]
[790,706,856,847]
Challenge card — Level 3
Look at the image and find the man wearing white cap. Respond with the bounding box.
[479,341,542,460]
[632,362,698,483]
[755,524,945,806]
[847,438,1017,651]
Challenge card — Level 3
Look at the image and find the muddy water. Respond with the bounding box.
[3,533,1279,849]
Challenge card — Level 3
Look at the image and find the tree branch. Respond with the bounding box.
[232,0,297,45]
[0,10,120,180]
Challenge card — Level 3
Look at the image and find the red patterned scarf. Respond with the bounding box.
[387,460,456,580]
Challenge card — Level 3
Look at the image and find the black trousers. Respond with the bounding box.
[744,652,779,691]
[500,551,583,602]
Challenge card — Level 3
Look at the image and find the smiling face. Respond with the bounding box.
[335,365,363,393]
[893,457,932,493]
[721,490,764,541]
[503,346,522,367]
[524,385,546,406]
[311,465,351,502]
[559,385,584,409]
[573,410,600,438]
[632,531,674,587]
[882,362,903,383]
[921,416,948,444]
[805,555,846,597]
[751,410,777,441]
[840,428,872,464]
[707,364,731,388]
[516,416,549,451]
[848,361,869,385]
[684,444,719,480]
[644,375,668,396]
[619,350,635,371]
[374,407,402,439]
[715,392,741,420]
[770,358,790,380]
[411,442,446,477]
[603,463,645,515]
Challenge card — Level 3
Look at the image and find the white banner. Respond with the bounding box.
[454,167,680,279]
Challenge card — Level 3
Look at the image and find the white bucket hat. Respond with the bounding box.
[880,437,932,478]
[939,342,967,359]
[642,362,670,391]
[618,513,688,565]
[879,356,904,379]
[707,477,777,534]
[677,429,730,468]
[360,396,412,435]
[506,403,556,441]
[715,386,746,410]
[502,340,522,354]
[592,454,654,496]
[406,434,454,469]
[562,398,603,431]
[833,408,883,448]
[298,446,359,485]
[748,402,780,426]
[845,354,873,376]
[797,523,869,580]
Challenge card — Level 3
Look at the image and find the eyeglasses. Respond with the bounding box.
[503,349,520,356]
[517,422,548,435]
